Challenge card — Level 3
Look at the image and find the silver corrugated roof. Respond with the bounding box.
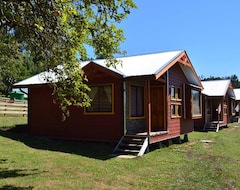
[201,80,234,97]
[14,50,201,88]
[14,70,57,86]
[234,89,240,100]
[87,50,183,77]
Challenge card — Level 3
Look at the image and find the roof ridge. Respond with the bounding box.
[115,49,184,59]
[201,79,231,83]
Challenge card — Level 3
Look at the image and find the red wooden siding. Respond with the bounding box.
[168,63,194,134]
[150,63,194,143]
[26,56,199,143]
[28,75,124,142]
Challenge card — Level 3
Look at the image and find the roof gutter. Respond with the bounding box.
[123,75,155,81]
[19,88,28,96]
[188,83,202,90]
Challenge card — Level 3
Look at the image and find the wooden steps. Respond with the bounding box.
[231,116,240,123]
[203,123,219,132]
[203,122,226,132]
[112,135,149,157]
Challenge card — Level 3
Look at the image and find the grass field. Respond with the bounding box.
[1,117,240,189]
[0,116,27,128]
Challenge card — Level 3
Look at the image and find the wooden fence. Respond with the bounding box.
[0,97,28,116]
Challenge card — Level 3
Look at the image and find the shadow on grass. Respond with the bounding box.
[0,159,7,164]
[0,168,39,179]
[0,158,39,190]
[0,185,33,190]
[0,125,116,160]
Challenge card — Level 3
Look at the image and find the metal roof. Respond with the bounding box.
[234,89,240,100]
[14,50,201,88]
[201,80,235,98]
[85,50,184,78]
[14,70,57,86]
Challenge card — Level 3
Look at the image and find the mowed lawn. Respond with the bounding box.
[1,117,240,189]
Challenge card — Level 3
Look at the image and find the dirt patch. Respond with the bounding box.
[199,140,215,143]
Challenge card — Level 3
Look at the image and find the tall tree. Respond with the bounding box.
[0,32,41,95]
[229,74,240,88]
[0,32,24,94]
[200,74,240,88]
[0,0,136,119]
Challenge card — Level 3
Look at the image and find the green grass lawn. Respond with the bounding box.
[1,118,240,189]
[0,116,27,128]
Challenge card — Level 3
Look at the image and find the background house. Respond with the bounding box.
[233,89,240,122]
[194,80,235,132]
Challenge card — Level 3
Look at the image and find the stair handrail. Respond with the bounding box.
[137,136,149,156]
[113,136,125,153]
[216,123,220,132]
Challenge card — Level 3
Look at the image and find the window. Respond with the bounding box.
[207,99,211,114]
[171,104,182,118]
[171,86,182,118]
[171,86,182,100]
[86,84,113,113]
[191,89,202,117]
[224,99,227,115]
[231,100,236,116]
[130,85,144,118]
[224,105,227,115]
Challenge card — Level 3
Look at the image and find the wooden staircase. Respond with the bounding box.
[203,121,225,132]
[112,135,149,157]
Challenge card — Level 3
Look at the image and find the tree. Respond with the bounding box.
[0,32,41,95]
[200,74,240,88]
[0,32,25,94]
[0,0,136,119]
[229,74,240,88]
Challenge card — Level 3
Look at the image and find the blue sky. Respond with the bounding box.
[118,0,240,78]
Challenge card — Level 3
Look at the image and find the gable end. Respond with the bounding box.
[83,62,123,80]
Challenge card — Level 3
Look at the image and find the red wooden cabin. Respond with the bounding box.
[14,50,202,156]
[194,80,235,132]
[233,89,240,123]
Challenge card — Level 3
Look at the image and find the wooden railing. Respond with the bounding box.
[0,97,28,116]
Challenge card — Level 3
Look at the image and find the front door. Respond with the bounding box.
[207,98,222,122]
[150,86,166,131]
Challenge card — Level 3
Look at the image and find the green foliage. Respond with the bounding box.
[0,32,38,94]
[0,37,21,94]
[51,62,92,120]
[0,36,39,95]
[0,0,136,119]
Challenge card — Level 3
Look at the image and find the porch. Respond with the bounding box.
[231,116,240,123]
[203,121,227,132]
[112,131,187,156]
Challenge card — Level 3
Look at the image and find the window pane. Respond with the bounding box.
[87,85,112,112]
[130,85,144,117]
[130,86,137,116]
[171,87,175,99]
[171,104,176,116]
[224,106,227,114]
[177,88,181,99]
[178,105,182,116]
[171,86,181,100]
[136,87,144,116]
[192,90,201,116]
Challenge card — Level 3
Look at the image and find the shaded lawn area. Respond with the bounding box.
[1,119,240,189]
